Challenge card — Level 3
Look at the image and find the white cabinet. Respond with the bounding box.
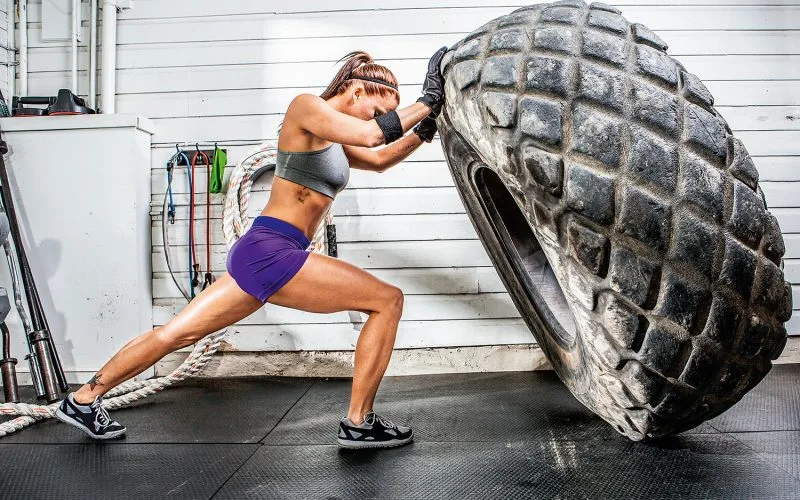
[0,114,154,383]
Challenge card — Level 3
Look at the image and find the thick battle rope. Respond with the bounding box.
[0,141,331,438]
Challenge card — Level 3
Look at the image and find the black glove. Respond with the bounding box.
[414,114,438,142]
[417,46,448,116]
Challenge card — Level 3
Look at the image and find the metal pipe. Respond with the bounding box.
[18,0,26,96]
[71,0,78,94]
[0,287,17,402]
[1,324,10,362]
[6,0,14,101]
[100,0,117,113]
[25,261,67,393]
[2,242,42,396]
[30,329,58,401]
[89,0,98,109]
[3,243,32,335]
[1,322,19,403]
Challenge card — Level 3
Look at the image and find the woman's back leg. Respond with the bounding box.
[72,273,264,403]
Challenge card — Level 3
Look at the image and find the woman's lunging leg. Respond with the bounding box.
[72,273,264,404]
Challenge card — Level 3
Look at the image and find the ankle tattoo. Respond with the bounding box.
[87,372,105,391]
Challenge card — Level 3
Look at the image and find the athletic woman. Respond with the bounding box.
[54,48,448,449]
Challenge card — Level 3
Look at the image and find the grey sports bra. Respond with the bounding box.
[275,143,350,199]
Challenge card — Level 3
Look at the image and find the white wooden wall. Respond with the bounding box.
[17,0,800,354]
[0,3,8,101]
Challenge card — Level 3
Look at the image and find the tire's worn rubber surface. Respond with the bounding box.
[436,0,793,440]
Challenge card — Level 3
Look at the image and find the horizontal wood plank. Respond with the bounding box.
[25,30,800,74]
[110,1,800,19]
[154,291,521,325]
[757,157,800,181]
[762,182,800,208]
[152,239,495,274]
[152,212,800,258]
[154,265,507,298]
[141,114,800,151]
[150,181,800,218]
[24,6,800,48]
[172,318,536,351]
[786,315,799,336]
[785,260,800,283]
[153,214,479,246]
[775,209,800,233]
[25,55,800,100]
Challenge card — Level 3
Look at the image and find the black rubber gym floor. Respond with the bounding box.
[1,365,798,499]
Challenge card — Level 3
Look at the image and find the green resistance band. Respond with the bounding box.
[210,146,227,193]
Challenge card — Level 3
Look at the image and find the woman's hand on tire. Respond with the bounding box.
[417,46,448,116]
[414,114,438,142]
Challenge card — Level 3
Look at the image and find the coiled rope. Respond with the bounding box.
[0,141,331,437]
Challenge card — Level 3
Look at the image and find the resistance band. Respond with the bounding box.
[210,145,226,194]
[163,149,194,301]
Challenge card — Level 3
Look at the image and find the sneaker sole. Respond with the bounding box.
[337,432,414,450]
[54,407,127,440]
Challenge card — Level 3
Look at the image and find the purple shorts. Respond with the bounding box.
[226,215,311,302]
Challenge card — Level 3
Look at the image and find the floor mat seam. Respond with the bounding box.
[208,444,262,500]
[257,380,317,443]
[726,431,800,483]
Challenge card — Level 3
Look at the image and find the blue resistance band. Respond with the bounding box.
[168,150,195,299]
[177,152,196,299]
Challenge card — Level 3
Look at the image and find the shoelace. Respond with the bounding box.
[366,412,396,429]
[91,398,112,428]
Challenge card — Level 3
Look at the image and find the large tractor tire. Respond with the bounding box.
[437,0,793,440]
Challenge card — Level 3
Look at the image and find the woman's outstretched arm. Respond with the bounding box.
[288,94,431,148]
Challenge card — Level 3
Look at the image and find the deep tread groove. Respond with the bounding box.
[667,341,695,379]
[691,298,712,337]
[641,266,662,311]
[631,316,650,352]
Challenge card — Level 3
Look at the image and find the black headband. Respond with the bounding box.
[349,76,398,91]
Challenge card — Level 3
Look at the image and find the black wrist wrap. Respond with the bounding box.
[375,110,403,144]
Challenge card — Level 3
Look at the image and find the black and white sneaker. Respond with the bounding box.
[337,410,413,449]
[54,393,127,440]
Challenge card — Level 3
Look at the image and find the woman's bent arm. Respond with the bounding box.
[344,133,425,172]
[289,94,432,148]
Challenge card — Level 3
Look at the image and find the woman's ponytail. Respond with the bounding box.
[320,51,399,103]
